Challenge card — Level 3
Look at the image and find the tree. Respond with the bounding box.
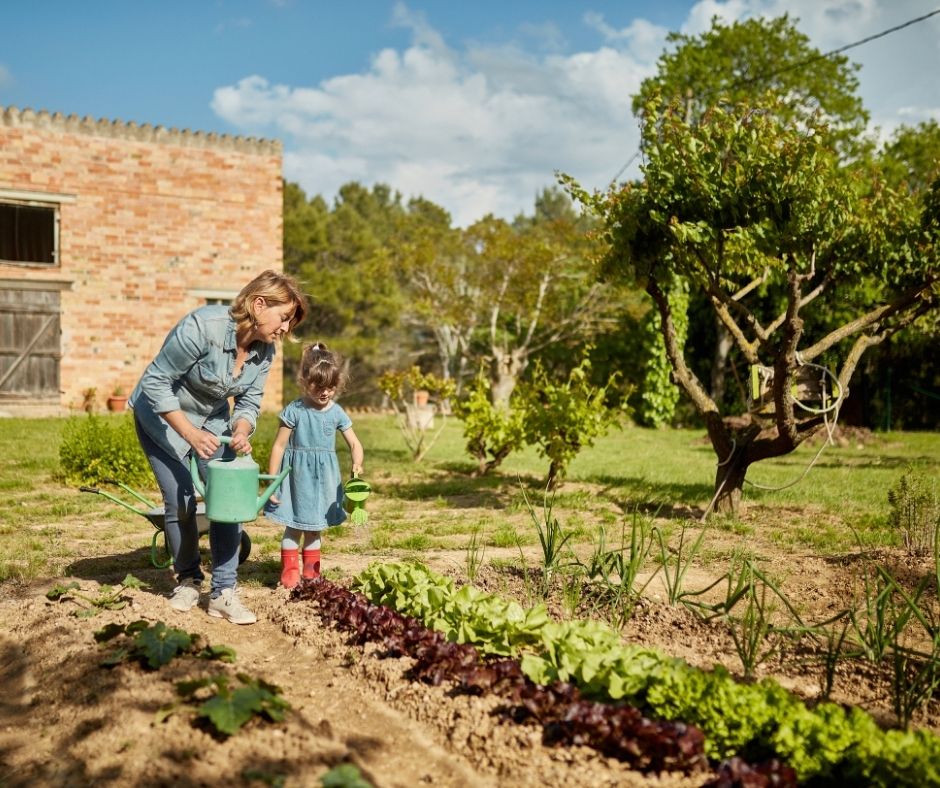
[393,188,613,405]
[579,95,938,513]
[394,197,478,391]
[518,352,628,490]
[467,191,609,405]
[880,120,940,194]
[633,15,868,153]
[863,122,940,429]
[634,15,871,410]
[282,181,409,403]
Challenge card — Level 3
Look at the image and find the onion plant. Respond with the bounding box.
[519,482,574,597]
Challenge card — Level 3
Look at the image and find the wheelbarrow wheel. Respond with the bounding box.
[239,531,252,565]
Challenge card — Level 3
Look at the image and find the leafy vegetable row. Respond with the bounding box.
[293,576,740,778]
[352,562,940,786]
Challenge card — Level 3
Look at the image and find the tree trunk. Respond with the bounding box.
[705,415,761,517]
[712,455,749,515]
[546,459,562,491]
[491,349,527,406]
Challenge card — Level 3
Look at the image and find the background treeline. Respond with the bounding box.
[281,15,939,431]
[281,173,938,431]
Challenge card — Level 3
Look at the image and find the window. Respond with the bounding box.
[0,202,58,265]
[188,289,239,306]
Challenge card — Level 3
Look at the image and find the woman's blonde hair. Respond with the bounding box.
[298,342,348,396]
[230,270,308,339]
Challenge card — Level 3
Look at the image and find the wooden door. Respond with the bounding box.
[0,288,61,398]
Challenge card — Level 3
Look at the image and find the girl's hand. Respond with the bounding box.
[188,429,221,460]
[351,463,363,476]
[269,494,281,506]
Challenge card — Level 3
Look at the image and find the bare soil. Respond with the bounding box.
[1,500,938,788]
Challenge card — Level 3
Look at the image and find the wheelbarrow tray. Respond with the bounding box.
[80,480,251,568]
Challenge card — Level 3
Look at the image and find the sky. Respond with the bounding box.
[2,1,939,226]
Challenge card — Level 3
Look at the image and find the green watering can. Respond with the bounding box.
[191,436,291,523]
[344,475,372,525]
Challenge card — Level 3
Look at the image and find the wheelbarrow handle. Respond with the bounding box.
[79,485,99,493]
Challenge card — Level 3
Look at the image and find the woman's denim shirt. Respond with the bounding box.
[129,304,274,461]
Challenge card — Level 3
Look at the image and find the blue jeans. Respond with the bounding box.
[135,418,242,595]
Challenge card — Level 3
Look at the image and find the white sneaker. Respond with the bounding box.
[168,578,201,612]
[207,587,257,625]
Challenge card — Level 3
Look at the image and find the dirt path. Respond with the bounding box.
[3,498,939,787]
[0,565,704,788]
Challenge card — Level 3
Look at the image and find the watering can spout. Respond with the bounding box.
[258,466,291,510]
[189,436,290,523]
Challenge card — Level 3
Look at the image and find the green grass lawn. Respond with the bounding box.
[0,411,937,584]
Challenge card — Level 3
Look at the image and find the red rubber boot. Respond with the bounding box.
[302,548,321,580]
[280,549,300,589]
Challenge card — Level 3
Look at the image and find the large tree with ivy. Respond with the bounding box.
[632,15,871,414]
[576,95,938,513]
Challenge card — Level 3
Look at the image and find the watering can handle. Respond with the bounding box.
[190,435,241,498]
[218,434,261,456]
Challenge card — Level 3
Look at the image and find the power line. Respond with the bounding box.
[608,6,940,184]
[730,7,940,89]
[611,150,640,183]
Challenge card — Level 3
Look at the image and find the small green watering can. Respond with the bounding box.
[344,475,372,525]
[191,436,291,523]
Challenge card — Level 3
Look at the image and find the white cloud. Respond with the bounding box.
[584,12,670,63]
[211,5,652,226]
[211,1,940,225]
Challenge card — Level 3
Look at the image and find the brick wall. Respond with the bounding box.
[0,106,285,412]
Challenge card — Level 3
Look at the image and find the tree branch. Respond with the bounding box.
[765,269,832,336]
[731,268,769,301]
[771,265,805,446]
[647,278,719,418]
[801,278,937,361]
[708,293,762,362]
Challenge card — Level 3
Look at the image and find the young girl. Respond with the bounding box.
[266,342,364,588]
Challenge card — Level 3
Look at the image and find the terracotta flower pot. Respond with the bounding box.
[106,396,127,412]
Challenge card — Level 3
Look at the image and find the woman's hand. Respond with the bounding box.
[188,429,221,460]
[351,462,363,476]
[229,418,253,455]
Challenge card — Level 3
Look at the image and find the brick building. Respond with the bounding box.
[0,104,285,415]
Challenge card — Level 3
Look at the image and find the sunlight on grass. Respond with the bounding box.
[0,413,938,585]
[392,533,433,551]
[489,523,521,548]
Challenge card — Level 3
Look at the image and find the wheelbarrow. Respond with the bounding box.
[80,479,251,569]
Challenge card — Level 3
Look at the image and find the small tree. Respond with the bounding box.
[518,353,630,490]
[378,367,456,462]
[452,369,527,476]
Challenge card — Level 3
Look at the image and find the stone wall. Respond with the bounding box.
[0,105,285,413]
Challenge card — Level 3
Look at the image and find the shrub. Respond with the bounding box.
[58,414,152,487]
[518,352,631,489]
[887,466,939,556]
[453,370,526,475]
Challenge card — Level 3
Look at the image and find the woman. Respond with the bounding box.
[129,270,308,625]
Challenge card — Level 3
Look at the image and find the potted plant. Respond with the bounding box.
[106,385,128,412]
